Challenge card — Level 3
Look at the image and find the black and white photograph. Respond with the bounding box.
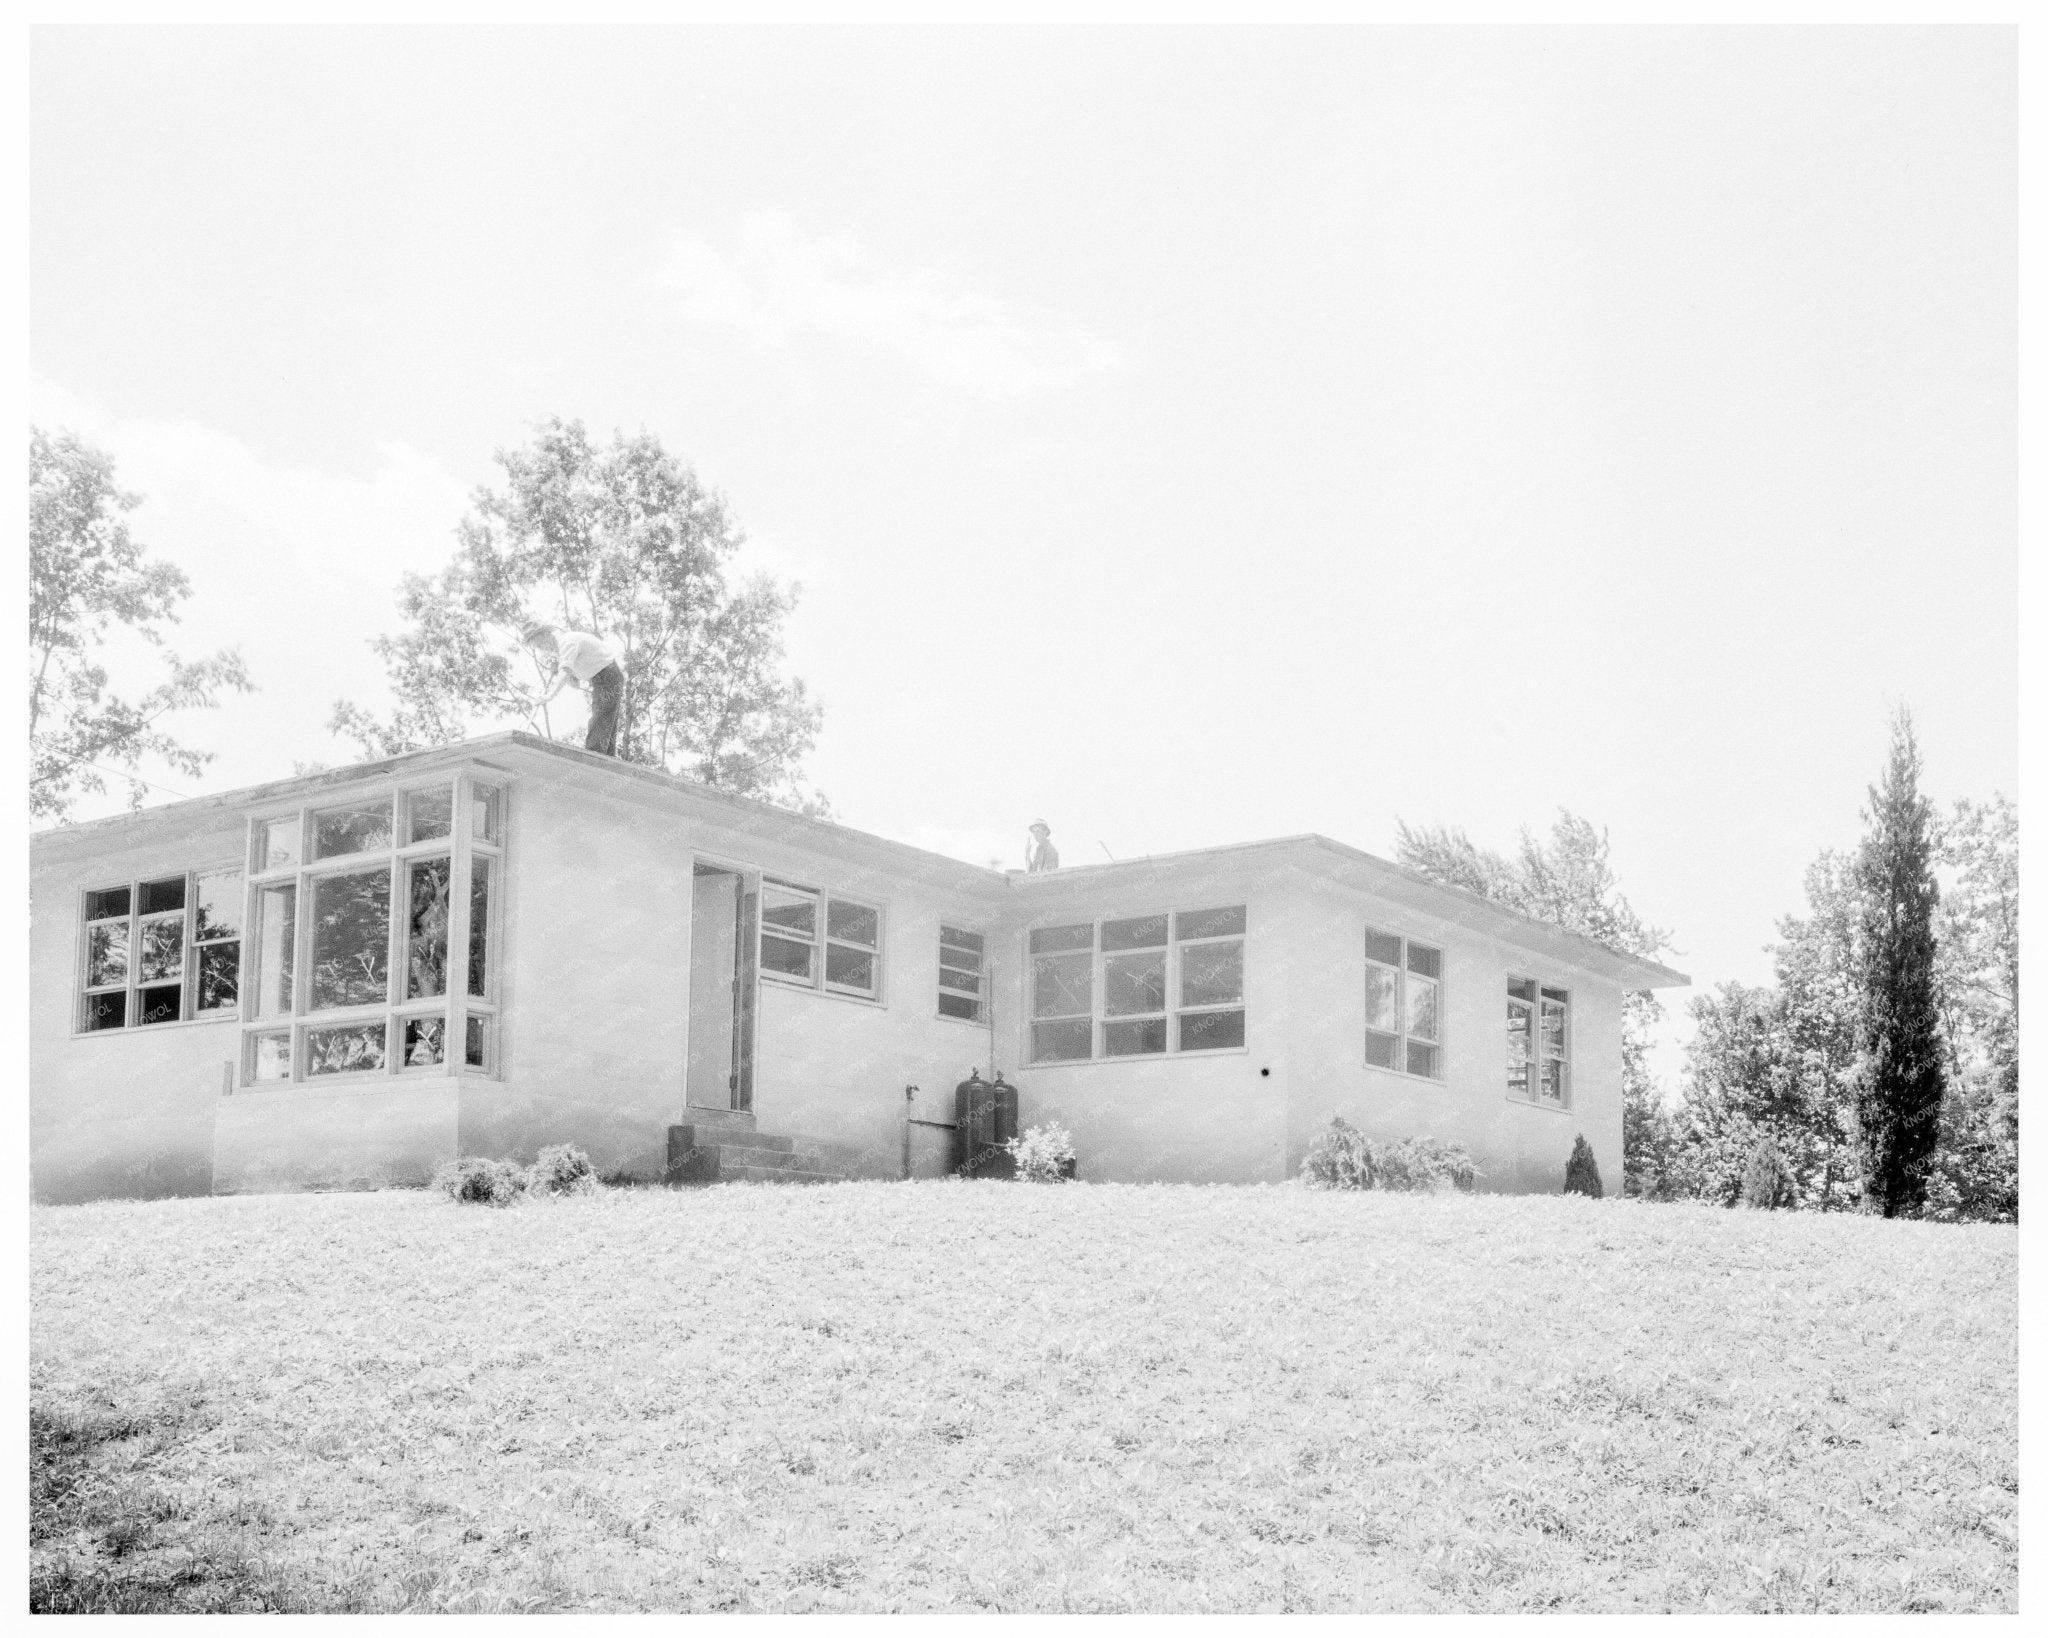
[25,22,2020,1615]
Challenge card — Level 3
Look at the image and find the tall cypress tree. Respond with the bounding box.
[1853,709,1947,1216]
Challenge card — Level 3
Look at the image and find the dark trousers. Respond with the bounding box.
[585,662,624,756]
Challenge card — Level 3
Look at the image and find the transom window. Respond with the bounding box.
[1507,976,1570,1106]
[759,880,882,1001]
[938,925,986,1021]
[1365,928,1443,1079]
[241,775,502,1085]
[1029,905,1245,1063]
[77,870,243,1032]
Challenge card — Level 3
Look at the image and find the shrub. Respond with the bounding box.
[1300,1117,1478,1192]
[1008,1123,1076,1184]
[1739,1134,1791,1210]
[432,1157,526,1207]
[1564,1134,1604,1198]
[524,1143,599,1197]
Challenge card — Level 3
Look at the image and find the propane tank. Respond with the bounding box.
[954,1068,991,1172]
[990,1070,1019,1150]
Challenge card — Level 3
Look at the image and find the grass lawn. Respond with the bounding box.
[30,1181,2017,1613]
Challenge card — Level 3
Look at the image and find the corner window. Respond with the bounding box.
[1028,906,1246,1063]
[78,870,243,1031]
[1507,976,1569,1106]
[759,879,882,1001]
[938,925,986,1021]
[1365,928,1443,1079]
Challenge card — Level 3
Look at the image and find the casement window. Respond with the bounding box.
[241,775,502,1085]
[938,925,987,1022]
[1028,905,1246,1064]
[1507,976,1570,1106]
[1364,928,1443,1079]
[78,870,243,1031]
[759,880,882,1001]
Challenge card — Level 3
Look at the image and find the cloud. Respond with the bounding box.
[641,210,1123,415]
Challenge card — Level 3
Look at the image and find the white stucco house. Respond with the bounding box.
[29,733,1686,1202]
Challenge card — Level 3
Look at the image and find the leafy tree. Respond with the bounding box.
[29,427,252,822]
[331,419,827,813]
[1395,812,1678,1197]
[1852,709,1946,1217]
[1563,1134,1604,1198]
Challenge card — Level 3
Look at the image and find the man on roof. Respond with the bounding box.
[1026,819,1059,873]
[523,621,626,758]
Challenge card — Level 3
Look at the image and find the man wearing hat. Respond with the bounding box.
[523,620,626,757]
[1026,819,1059,874]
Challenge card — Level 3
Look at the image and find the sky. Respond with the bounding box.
[29,27,2017,1090]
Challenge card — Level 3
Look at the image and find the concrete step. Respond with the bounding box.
[678,1124,791,1153]
[734,1165,843,1185]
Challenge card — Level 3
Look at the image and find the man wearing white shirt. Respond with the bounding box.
[522,621,625,756]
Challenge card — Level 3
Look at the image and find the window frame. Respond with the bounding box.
[1363,926,1446,1082]
[1025,905,1248,1067]
[756,877,884,1004]
[74,868,246,1035]
[236,771,505,1088]
[937,923,988,1024]
[1506,974,1572,1110]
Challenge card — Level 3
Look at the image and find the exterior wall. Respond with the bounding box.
[31,823,247,1203]
[1269,869,1627,1193]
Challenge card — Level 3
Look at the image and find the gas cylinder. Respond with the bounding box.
[954,1068,992,1171]
[990,1071,1019,1150]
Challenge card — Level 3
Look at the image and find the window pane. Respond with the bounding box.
[193,871,242,941]
[255,817,302,871]
[468,859,492,1000]
[313,802,394,859]
[1365,928,1402,967]
[1407,942,1442,981]
[825,944,875,993]
[1178,1009,1245,1051]
[1542,1059,1568,1102]
[307,1020,387,1076]
[761,933,815,982]
[137,986,181,1026]
[826,899,878,948]
[464,1013,488,1068]
[85,886,131,922]
[83,991,126,1031]
[1509,977,1537,1003]
[1103,950,1167,1016]
[1104,1017,1168,1056]
[938,992,981,1021]
[1176,906,1245,941]
[761,885,818,938]
[1031,1018,1091,1062]
[938,965,981,996]
[1542,986,1569,1004]
[1364,963,1398,1031]
[939,926,984,959]
[197,943,239,1012]
[1029,923,1092,954]
[138,914,184,983]
[472,788,501,845]
[1031,951,1091,1019]
[402,1015,446,1067]
[1102,914,1168,952]
[1541,998,1568,1056]
[139,876,186,915]
[1406,976,1440,1043]
[1366,1029,1398,1069]
[1179,940,1243,1007]
[1407,1041,1441,1079]
[250,1030,290,1080]
[406,857,451,1000]
[86,921,129,989]
[309,867,390,1010]
[1507,999,1533,1093]
[403,787,453,845]
[255,884,295,1019]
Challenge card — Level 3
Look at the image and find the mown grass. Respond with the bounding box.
[30,1182,2017,1612]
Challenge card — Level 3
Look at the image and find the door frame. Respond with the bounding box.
[687,854,761,1114]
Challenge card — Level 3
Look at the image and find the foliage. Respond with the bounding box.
[1852,710,1946,1217]
[1007,1123,1075,1184]
[524,1143,600,1197]
[29,427,253,821]
[1300,1117,1478,1192]
[432,1157,527,1207]
[331,418,827,814]
[1739,1134,1793,1210]
[1563,1134,1603,1198]
[1395,811,1675,1198]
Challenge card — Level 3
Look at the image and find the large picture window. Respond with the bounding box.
[239,774,502,1085]
[1507,976,1570,1106]
[1365,928,1443,1079]
[1029,906,1246,1064]
[78,869,243,1032]
[759,879,882,1001]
